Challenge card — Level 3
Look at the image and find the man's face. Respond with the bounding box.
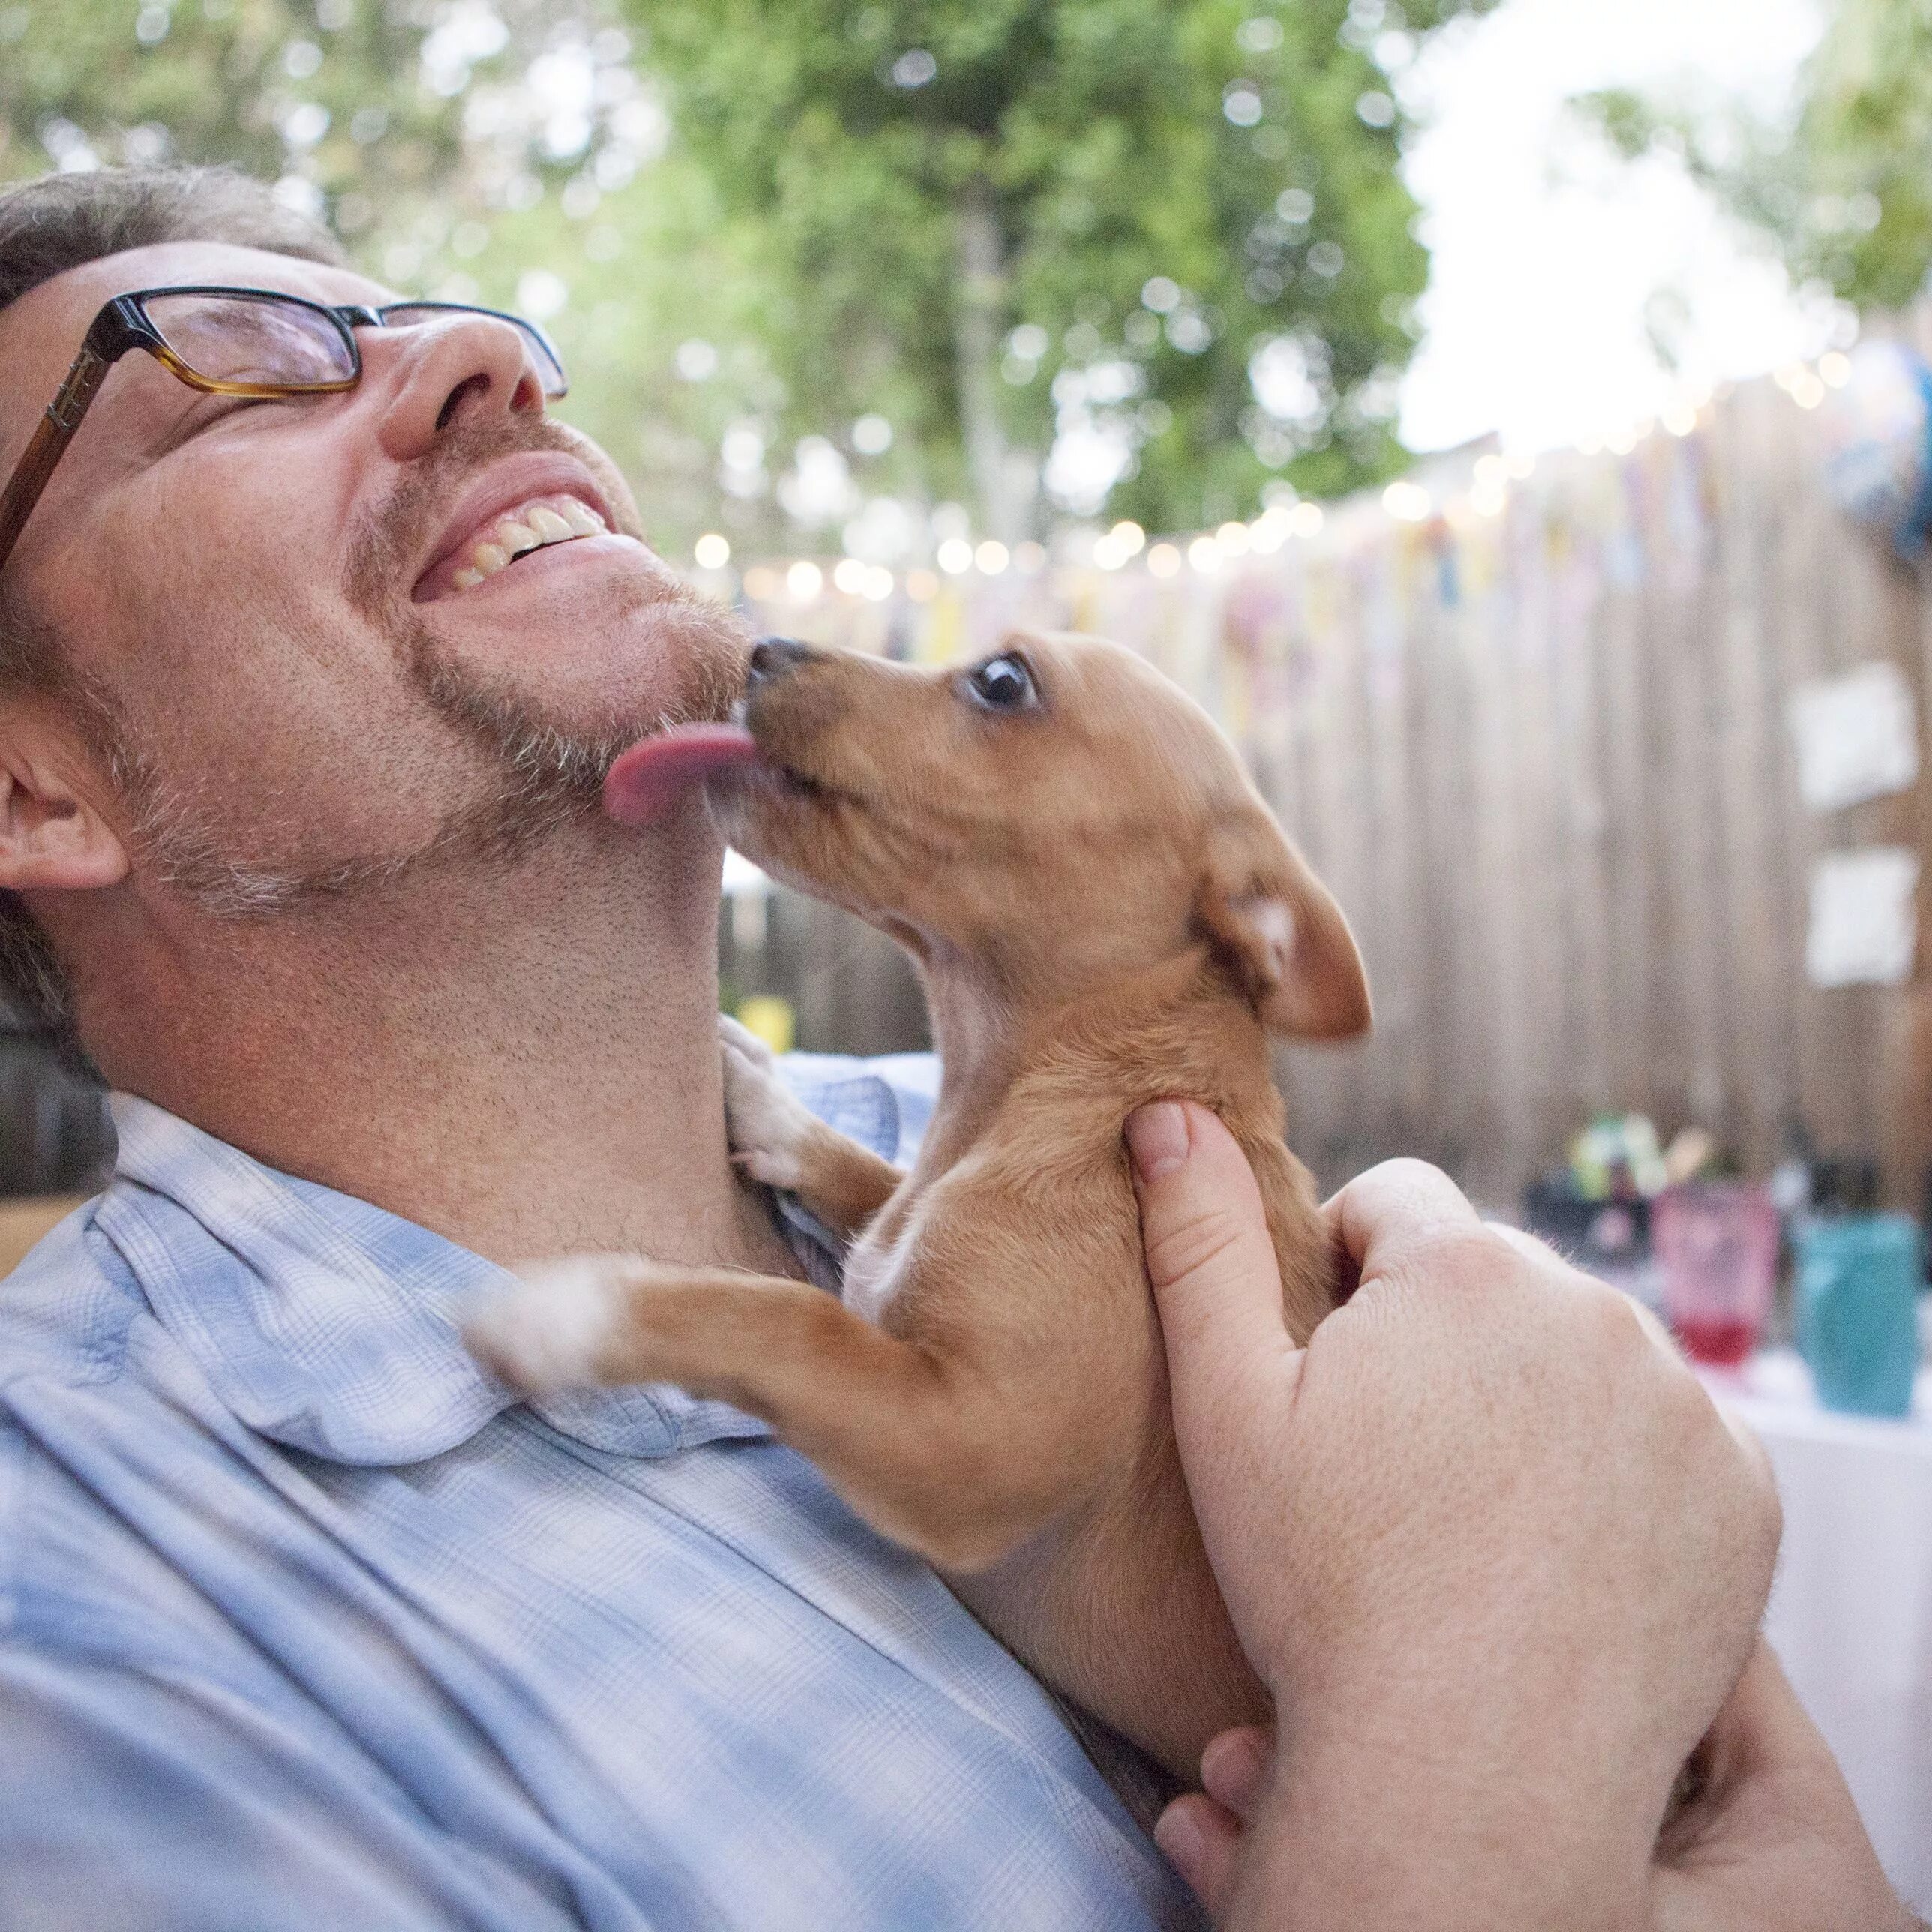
[0,238,748,912]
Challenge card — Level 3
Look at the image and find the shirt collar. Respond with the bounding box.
[97,1070,901,1468]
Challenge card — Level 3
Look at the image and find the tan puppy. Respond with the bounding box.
[469,632,1370,1781]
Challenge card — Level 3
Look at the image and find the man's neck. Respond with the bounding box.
[75,811,800,1276]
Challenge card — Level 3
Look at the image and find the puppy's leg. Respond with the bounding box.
[719,1015,900,1240]
[467,1255,1058,1572]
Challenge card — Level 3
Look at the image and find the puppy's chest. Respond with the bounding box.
[840,1193,927,1325]
[835,1130,1131,1333]
[837,1155,1010,1328]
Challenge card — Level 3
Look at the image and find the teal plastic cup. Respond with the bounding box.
[1794,1214,1923,1419]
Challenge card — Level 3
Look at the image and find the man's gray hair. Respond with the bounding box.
[0,166,344,1047]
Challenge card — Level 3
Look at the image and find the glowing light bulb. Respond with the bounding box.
[1382,481,1431,523]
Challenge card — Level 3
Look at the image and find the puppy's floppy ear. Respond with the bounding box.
[1193,808,1371,1040]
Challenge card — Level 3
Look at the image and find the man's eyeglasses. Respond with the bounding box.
[0,285,568,577]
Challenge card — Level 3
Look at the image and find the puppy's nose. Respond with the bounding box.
[748,637,818,685]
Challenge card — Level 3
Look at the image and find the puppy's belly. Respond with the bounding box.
[835,1184,1270,1778]
[948,1438,1269,1781]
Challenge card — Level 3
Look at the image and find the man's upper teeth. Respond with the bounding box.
[450,496,607,590]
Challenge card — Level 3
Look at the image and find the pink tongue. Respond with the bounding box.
[603,723,760,827]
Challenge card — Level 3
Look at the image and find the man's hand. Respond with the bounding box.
[1125,1102,1784,1932]
[1160,1642,1916,1932]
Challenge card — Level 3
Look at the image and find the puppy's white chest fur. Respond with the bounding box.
[840,1220,914,1324]
[837,1148,988,1329]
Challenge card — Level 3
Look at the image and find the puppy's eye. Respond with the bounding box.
[964,652,1038,713]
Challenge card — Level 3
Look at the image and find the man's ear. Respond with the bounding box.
[1192,807,1371,1040]
[0,728,129,893]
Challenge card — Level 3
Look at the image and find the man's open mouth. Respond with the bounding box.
[414,493,609,601]
[461,496,605,585]
[411,453,632,603]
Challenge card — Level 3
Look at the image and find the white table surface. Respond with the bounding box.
[1705,1348,1932,1912]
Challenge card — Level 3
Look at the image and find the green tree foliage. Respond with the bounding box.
[644,0,1494,537]
[1577,0,1932,315]
[2,0,1490,557]
[0,0,470,259]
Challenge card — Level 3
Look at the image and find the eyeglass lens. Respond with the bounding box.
[142,291,356,388]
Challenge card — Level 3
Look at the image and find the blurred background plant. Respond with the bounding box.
[1574,0,1932,317]
[1,0,1494,558]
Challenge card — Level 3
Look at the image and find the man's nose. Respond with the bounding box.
[371,314,544,464]
[747,638,822,684]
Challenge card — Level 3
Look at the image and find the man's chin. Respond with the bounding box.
[409,582,750,774]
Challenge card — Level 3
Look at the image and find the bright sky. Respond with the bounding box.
[1397,0,1830,454]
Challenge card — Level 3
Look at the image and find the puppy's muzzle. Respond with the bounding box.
[747,637,823,686]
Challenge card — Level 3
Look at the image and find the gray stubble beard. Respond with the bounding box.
[95,584,747,922]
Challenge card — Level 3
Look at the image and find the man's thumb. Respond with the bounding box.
[1126,1100,1300,1439]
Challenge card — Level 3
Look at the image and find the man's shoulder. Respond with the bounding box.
[0,1202,166,1644]
[0,1198,322,1699]
[0,1198,141,1399]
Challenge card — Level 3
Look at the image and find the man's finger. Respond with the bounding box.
[1706,1639,1838,1789]
[1324,1156,1484,1279]
[1127,1100,1300,1447]
[1153,1792,1246,1916]
[1200,1726,1272,1820]
[1658,1639,1849,1876]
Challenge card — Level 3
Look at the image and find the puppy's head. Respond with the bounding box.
[713,631,1369,1040]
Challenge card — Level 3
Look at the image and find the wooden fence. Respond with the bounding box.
[730,341,1932,1204]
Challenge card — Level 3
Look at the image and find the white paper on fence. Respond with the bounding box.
[1806,848,1921,988]
[1786,661,1920,814]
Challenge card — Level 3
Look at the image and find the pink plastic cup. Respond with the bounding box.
[1652,1182,1780,1369]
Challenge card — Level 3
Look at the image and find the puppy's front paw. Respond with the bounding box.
[719,1016,818,1191]
[717,1011,778,1071]
[464,1256,638,1395]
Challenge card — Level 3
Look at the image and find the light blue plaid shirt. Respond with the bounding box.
[0,1059,1201,1931]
